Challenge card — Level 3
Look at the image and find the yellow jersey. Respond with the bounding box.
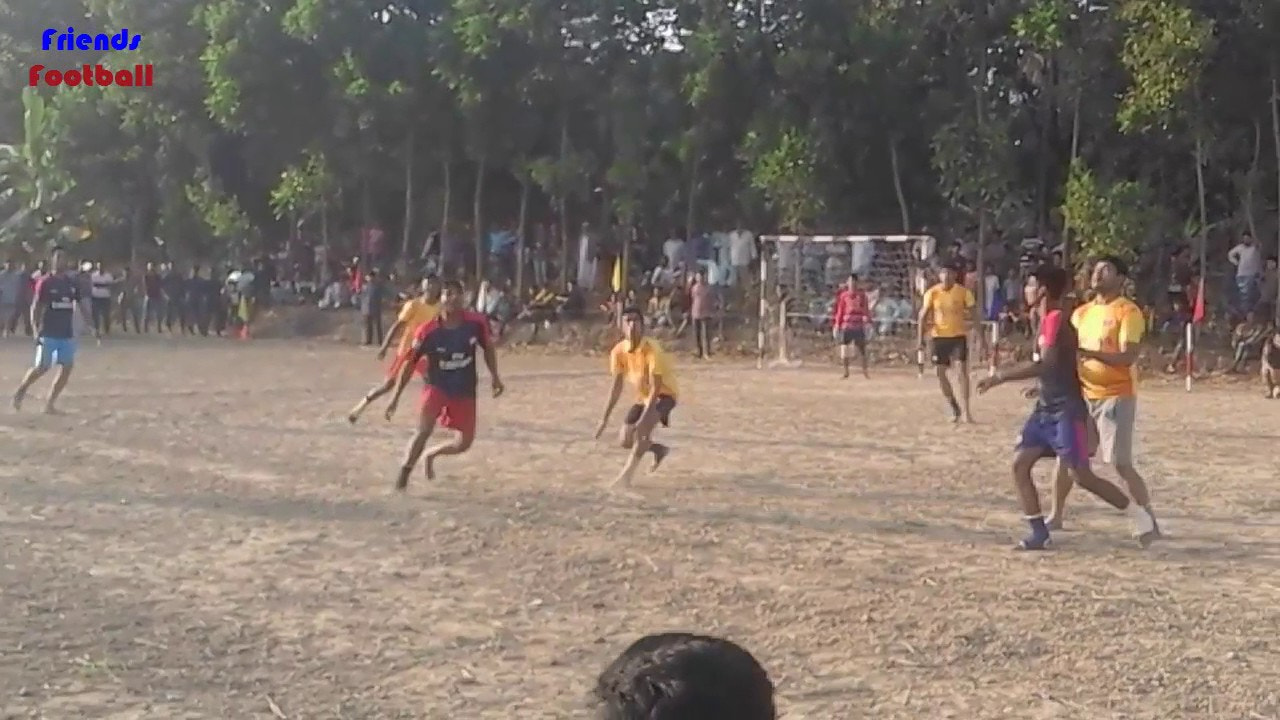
[922,283,975,338]
[396,298,439,355]
[1072,297,1144,399]
[609,337,679,402]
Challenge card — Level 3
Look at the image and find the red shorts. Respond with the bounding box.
[386,351,426,379]
[420,386,477,437]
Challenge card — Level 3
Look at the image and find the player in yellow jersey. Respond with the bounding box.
[1048,256,1157,532]
[594,307,678,489]
[347,277,440,423]
[919,264,977,422]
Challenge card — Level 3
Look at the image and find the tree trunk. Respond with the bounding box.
[1272,62,1280,322]
[557,117,570,287]
[440,158,452,277]
[684,134,698,239]
[516,173,530,299]
[1245,119,1261,240]
[473,153,486,281]
[889,135,911,233]
[1193,130,1208,285]
[400,129,415,261]
[1062,94,1082,268]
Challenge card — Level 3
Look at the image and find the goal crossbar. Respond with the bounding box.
[756,234,937,368]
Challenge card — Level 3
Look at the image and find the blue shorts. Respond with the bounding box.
[1018,411,1090,469]
[35,337,77,369]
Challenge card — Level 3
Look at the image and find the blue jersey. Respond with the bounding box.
[410,311,492,398]
[34,273,79,339]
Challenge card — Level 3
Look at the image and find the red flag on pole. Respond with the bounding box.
[1191,276,1206,324]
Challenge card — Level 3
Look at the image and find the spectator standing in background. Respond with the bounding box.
[1228,231,1262,315]
[116,267,143,333]
[689,269,716,359]
[0,261,22,336]
[89,261,114,336]
[142,261,164,333]
[161,262,185,333]
[359,269,385,346]
[729,224,757,289]
[1258,256,1278,321]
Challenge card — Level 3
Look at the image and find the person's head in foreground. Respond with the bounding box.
[846,273,860,292]
[938,263,958,289]
[440,279,464,313]
[621,306,646,348]
[1091,255,1127,296]
[594,633,776,720]
[1025,264,1069,312]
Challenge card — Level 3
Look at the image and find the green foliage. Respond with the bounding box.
[1060,159,1151,264]
[1012,0,1069,51]
[269,151,335,221]
[1116,0,1212,132]
[741,126,825,233]
[186,179,250,241]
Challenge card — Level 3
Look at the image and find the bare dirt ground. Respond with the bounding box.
[1,336,1278,720]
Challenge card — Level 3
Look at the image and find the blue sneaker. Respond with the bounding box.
[1016,534,1052,551]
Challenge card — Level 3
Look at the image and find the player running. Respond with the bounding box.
[977,265,1158,550]
[594,307,677,489]
[832,273,871,379]
[383,280,503,489]
[347,277,440,423]
[1047,256,1157,531]
[919,264,976,422]
[12,245,97,414]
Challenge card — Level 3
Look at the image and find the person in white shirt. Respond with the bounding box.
[1228,231,1263,313]
[649,257,675,290]
[89,261,115,336]
[728,228,757,287]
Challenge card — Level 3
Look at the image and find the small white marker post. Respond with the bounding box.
[1184,321,1194,392]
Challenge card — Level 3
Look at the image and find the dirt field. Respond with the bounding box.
[1,337,1277,720]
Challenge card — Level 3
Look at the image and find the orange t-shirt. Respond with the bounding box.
[1072,297,1144,399]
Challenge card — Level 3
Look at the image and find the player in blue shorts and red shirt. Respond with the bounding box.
[977,264,1157,550]
[384,279,504,490]
[12,245,96,414]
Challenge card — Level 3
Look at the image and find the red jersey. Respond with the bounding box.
[832,288,870,330]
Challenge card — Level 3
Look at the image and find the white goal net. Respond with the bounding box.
[756,234,936,368]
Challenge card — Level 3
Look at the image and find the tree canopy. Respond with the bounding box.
[2,0,1279,283]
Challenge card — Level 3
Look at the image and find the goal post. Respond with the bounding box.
[756,234,937,368]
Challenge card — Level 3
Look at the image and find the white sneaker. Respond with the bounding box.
[1127,505,1158,548]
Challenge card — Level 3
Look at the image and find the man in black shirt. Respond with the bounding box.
[978,265,1157,550]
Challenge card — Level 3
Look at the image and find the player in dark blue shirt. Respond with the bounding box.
[12,245,96,413]
[977,265,1157,550]
[384,279,504,490]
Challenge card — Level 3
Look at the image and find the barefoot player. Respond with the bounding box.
[919,264,976,422]
[977,265,1158,550]
[12,245,97,414]
[348,277,440,423]
[832,273,870,379]
[384,280,503,489]
[594,307,677,489]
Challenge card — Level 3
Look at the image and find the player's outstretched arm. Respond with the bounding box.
[595,376,624,438]
[482,344,503,397]
[378,320,405,358]
[916,307,930,346]
[384,348,420,419]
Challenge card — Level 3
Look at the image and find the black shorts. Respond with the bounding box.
[624,395,676,427]
[840,327,867,350]
[931,336,968,367]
